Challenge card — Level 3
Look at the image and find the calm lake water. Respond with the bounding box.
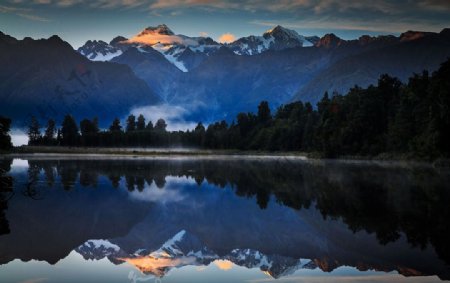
[0,157,449,283]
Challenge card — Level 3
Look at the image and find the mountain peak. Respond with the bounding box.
[110,36,127,46]
[140,24,174,36]
[0,31,17,44]
[316,33,344,48]
[263,25,302,41]
[399,30,433,42]
[48,35,64,42]
[440,28,450,36]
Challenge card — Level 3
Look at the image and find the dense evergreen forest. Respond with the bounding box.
[1,58,449,158]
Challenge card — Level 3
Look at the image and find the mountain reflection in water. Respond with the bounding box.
[0,157,449,283]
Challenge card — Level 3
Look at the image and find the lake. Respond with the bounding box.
[0,156,449,283]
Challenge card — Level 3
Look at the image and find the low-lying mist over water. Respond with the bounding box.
[129,104,199,132]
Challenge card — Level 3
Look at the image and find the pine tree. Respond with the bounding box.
[61,115,79,146]
[154,119,167,131]
[44,119,56,145]
[109,118,122,132]
[27,116,41,145]
[126,115,136,132]
[137,114,146,131]
[257,101,271,124]
[0,116,13,150]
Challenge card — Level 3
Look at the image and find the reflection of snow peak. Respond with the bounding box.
[75,231,315,279]
[151,230,186,257]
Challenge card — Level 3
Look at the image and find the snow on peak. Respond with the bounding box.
[263,25,302,41]
[150,230,187,257]
[77,40,122,61]
[140,24,174,36]
[82,239,120,251]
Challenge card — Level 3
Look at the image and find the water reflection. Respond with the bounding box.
[0,157,449,282]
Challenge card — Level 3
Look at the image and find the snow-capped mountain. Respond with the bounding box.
[78,24,221,72]
[76,239,124,260]
[77,40,123,61]
[228,25,319,55]
[77,24,317,71]
[70,26,450,125]
[75,230,315,279]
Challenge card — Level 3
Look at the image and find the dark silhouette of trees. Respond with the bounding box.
[0,116,12,150]
[126,115,136,133]
[154,119,167,132]
[109,118,122,133]
[15,58,450,159]
[27,116,41,145]
[61,115,79,146]
[137,114,146,131]
[257,101,271,124]
[0,159,13,235]
[80,118,99,146]
[43,119,57,146]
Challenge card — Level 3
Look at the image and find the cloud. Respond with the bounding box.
[150,0,239,10]
[250,16,448,34]
[199,31,208,37]
[127,176,196,203]
[10,129,29,146]
[0,4,50,21]
[218,32,236,43]
[17,12,50,21]
[418,0,450,11]
[213,259,234,270]
[19,279,48,283]
[129,104,198,131]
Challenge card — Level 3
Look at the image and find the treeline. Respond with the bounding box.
[0,117,12,151]
[26,115,207,148]
[3,58,449,158]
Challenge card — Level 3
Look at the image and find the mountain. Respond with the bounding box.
[77,24,316,71]
[78,24,222,72]
[0,32,161,127]
[3,26,450,128]
[77,39,123,61]
[293,29,450,102]
[228,25,319,55]
[75,25,450,124]
[75,230,309,279]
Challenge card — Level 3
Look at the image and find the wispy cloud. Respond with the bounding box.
[0,4,50,21]
[149,0,240,10]
[250,17,448,34]
[418,0,450,11]
[19,278,48,283]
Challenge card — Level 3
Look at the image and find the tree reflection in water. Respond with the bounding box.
[3,158,450,267]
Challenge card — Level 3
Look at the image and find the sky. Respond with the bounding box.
[1,0,450,48]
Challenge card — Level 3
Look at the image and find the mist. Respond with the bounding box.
[129,104,200,132]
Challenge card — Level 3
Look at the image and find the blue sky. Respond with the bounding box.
[1,0,450,48]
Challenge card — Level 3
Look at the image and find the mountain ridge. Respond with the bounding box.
[0,33,161,127]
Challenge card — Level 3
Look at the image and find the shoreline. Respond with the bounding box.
[1,146,448,168]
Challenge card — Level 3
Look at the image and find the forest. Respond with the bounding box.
[0,58,449,158]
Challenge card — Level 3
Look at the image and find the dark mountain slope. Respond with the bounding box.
[0,33,161,127]
[294,30,450,102]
